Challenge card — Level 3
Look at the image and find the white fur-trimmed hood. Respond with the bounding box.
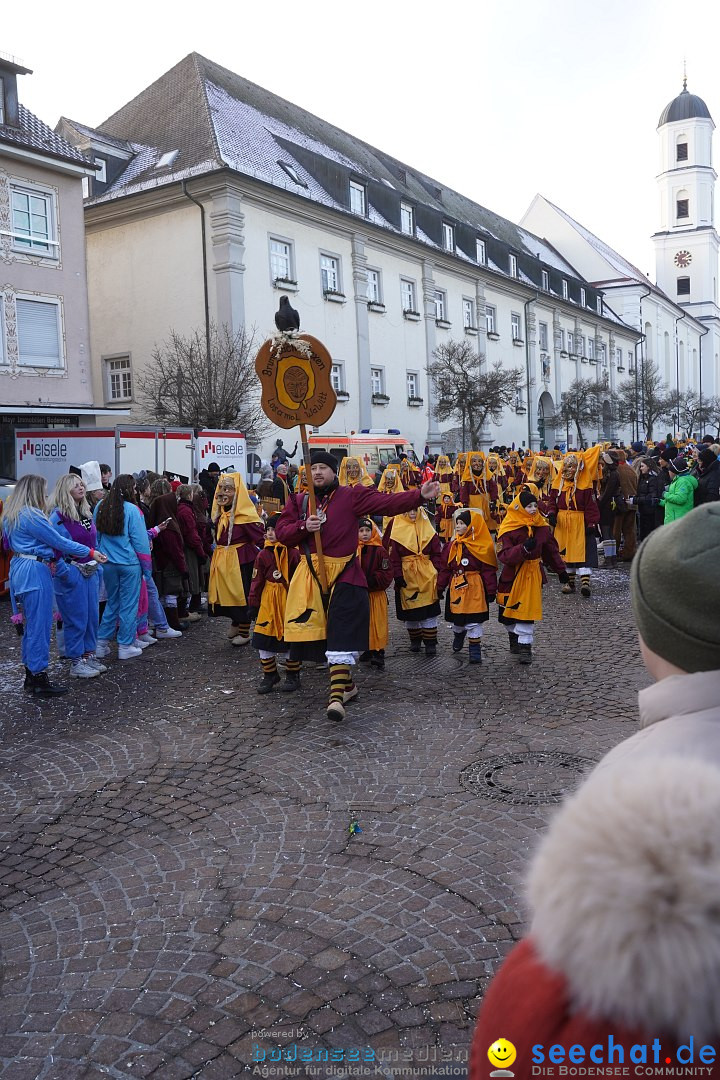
[529,755,720,1041]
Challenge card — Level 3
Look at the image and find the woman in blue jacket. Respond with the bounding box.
[94,474,152,661]
[2,475,107,696]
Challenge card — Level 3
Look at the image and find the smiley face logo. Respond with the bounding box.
[488,1039,517,1071]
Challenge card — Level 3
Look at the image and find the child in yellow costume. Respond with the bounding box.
[434,454,454,494]
[247,514,301,694]
[386,507,444,656]
[547,446,602,597]
[459,453,492,520]
[208,472,264,645]
[357,518,393,670]
[497,487,568,664]
[435,492,457,541]
[437,508,497,664]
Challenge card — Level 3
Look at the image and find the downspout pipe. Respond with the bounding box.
[674,311,687,436]
[698,323,709,436]
[182,181,211,366]
[524,292,539,449]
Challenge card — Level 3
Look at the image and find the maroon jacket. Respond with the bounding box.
[247,543,300,609]
[214,520,264,565]
[437,545,498,598]
[177,498,208,561]
[359,543,393,592]
[276,483,426,588]
[497,523,565,591]
[459,477,498,507]
[152,525,187,574]
[385,531,445,579]
[547,486,600,527]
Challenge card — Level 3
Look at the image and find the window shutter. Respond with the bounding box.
[17,299,61,367]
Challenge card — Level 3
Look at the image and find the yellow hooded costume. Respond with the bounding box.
[209,472,262,610]
[338,455,374,488]
[460,453,490,518]
[389,508,439,613]
[444,509,497,618]
[551,445,602,564]
[496,492,549,622]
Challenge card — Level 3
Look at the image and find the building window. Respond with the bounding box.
[677,277,691,295]
[278,160,306,187]
[599,342,607,365]
[401,278,417,313]
[596,296,602,314]
[104,355,133,401]
[509,253,518,277]
[580,287,586,307]
[677,142,688,162]
[442,222,454,251]
[94,157,107,183]
[476,239,486,264]
[677,199,689,219]
[366,268,382,304]
[371,367,384,395]
[270,237,294,282]
[331,362,345,391]
[434,290,447,321]
[400,202,415,235]
[511,312,522,340]
[0,76,4,126]
[587,338,595,360]
[562,279,569,300]
[578,334,586,356]
[568,331,574,353]
[486,304,497,334]
[16,297,63,368]
[541,270,549,291]
[11,186,57,256]
[320,253,341,293]
[463,298,475,329]
[82,176,90,199]
[407,371,419,398]
[559,329,565,351]
[349,180,366,216]
[538,321,548,351]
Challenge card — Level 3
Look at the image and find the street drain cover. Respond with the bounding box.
[460,751,592,804]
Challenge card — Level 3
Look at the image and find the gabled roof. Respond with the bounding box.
[0,103,89,168]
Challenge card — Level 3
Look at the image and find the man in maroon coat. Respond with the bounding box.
[276,451,440,720]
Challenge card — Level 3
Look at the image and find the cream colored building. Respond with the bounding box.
[58,53,640,460]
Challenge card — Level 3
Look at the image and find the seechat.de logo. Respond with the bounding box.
[489,1038,517,1077]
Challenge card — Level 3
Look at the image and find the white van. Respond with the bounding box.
[307,430,419,475]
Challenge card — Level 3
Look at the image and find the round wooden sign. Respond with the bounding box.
[255,334,337,429]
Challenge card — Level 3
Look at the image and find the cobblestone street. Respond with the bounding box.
[0,567,649,1079]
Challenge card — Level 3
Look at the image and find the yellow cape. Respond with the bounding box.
[461,452,485,483]
[378,465,404,494]
[448,510,497,568]
[497,493,548,539]
[211,471,262,536]
[389,507,436,552]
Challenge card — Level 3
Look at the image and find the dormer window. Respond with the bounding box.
[94,157,106,183]
[349,180,366,216]
[509,253,518,277]
[278,160,307,188]
[0,76,5,126]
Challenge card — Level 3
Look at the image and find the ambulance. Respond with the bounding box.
[306,430,419,476]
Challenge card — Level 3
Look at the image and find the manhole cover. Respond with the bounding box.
[460,751,592,804]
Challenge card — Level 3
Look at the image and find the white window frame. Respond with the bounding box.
[16,295,64,369]
[596,296,602,315]
[538,321,548,351]
[0,76,4,126]
[434,289,447,322]
[442,222,454,252]
[580,287,586,307]
[269,236,295,283]
[400,202,415,235]
[476,239,486,264]
[10,183,58,258]
[104,353,133,402]
[578,334,586,356]
[320,252,342,294]
[401,277,417,313]
[406,371,419,398]
[331,362,345,392]
[567,331,574,353]
[349,180,366,216]
[462,298,475,329]
[82,176,90,199]
[541,269,549,291]
[370,367,385,395]
[486,304,497,334]
[511,312,522,340]
[559,329,565,351]
[94,157,107,183]
[587,337,595,359]
[509,253,518,277]
[562,279,569,300]
[366,268,382,304]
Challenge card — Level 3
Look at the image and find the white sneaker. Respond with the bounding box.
[85,655,108,673]
[70,659,101,679]
[118,644,143,660]
[95,640,112,658]
[134,636,156,649]
[154,625,182,639]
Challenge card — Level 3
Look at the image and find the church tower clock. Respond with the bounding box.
[653,78,720,323]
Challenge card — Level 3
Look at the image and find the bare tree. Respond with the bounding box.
[429,340,523,450]
[614,360,669,440]
[549,378,608,447]
[137,323,269,438]
[703,397,720,440]
[663,389,711,438]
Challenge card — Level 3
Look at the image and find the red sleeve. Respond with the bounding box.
[275,493,307,548]
[247,551,270,608]
[428,533,445,572]
[155,528,187,574]
[351,485,425,518]
[498,531,529,568]
[487,479,499,502]
[540,528,566,575]
[177,501,207,561]
[287,547,301,578]
[581,489,600,526]
[481,563,498,598]
[386,538,404,579]
[437,545,453,591]
[364,546,393,590]
[458,481,469,506]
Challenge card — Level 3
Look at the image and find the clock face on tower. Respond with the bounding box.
[674,250,692,268]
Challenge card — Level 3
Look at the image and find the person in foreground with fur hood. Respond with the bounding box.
[470,502,720,1077]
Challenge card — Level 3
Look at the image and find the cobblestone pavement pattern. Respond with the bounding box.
[0,567,648,1079]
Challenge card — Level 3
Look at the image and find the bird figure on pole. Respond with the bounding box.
[275,295,300,332]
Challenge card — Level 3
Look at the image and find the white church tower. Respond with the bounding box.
[654,78,720,324]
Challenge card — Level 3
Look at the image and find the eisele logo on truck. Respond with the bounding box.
[18,438,68,462]
[200,440,244,458]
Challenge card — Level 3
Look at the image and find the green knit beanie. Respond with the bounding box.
[631,503,720,673]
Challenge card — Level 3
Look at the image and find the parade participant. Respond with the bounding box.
[451,452,467,496]
[148,492,189,631]
[338,456,374,488]
[505,450,524,487]
[525,454,555,516]
[548,447,601,597]
[399,455,423,489]
[49,474,105,679]
[94,475,152,661]
[437,508,497,663]
[496,487,568,664]
[459,453,494,522]
[386,506,444,657]
[176,485,211,621]
[435,492,457,542]
[469,504,720,1076]
[484,454,506,533]
[294,464,309,494]
[208,472,264,646]
[357,517,393,670]
[3,475,106,695]
[433,454,454,494]
[247,514,300,694]
[377,464,404,494]
[275,452,440,720]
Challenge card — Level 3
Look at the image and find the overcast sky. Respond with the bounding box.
[8,0,719,277]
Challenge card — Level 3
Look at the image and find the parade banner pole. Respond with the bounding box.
[299,421,330,597]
